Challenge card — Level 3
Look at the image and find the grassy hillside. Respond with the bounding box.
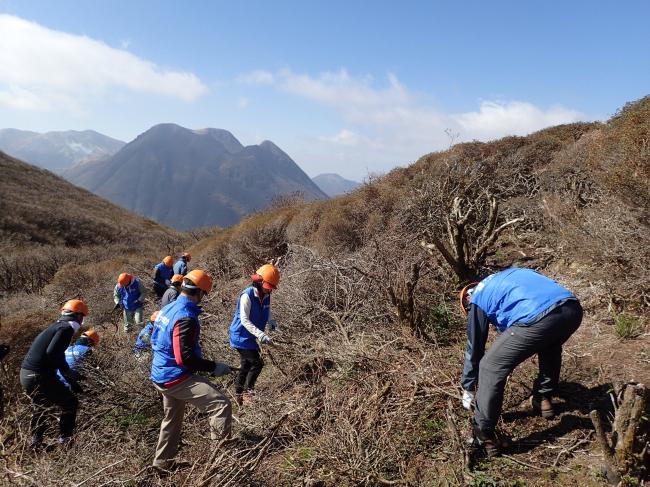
[0,97,649,486]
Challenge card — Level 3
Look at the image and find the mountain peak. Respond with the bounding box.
[194,128,244,153]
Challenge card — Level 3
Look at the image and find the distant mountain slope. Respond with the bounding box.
[0,128,125,173]
[64,124,328,230]
[0,151,177,247]
[312,173,361,196]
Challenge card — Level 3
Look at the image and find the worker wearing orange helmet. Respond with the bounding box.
[113,272,145,332]
[459,269,582,457]
[20,299,89,448]
[173,252,191,276]
[153,256,175,299]
[149,270,233,470]
[57,329,100,389]
[229,264,280,406]
[160,274,183,308]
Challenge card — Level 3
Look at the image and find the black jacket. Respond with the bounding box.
[21,318,76,376]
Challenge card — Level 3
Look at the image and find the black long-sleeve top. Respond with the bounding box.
[172,317,215,373]
[21,319,76,376]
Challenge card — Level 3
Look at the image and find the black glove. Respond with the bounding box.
[0,344,9,362]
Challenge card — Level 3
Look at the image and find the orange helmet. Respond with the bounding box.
[253,264,281,290]
[459,282,479,316]
[183,269,213,294]
[117,273,132,287]
[61,299,89,316]
[171,274,184,284]
[82,329,100,345]
[163,256,173,267]
[150,311,159,322]
[182,252,192,262]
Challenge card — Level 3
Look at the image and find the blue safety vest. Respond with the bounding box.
[116,278,142,311]
[154,262,174,287]
[150,295,203,384]
[134,322,154,352]
[57,343,91,386]
[471,268,576,332]
[173,258,188,276]
[229,287,270,350]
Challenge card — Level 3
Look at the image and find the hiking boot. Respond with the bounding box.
[472,423,509,458]
[57,436,73,449]
[243,390,255,405]
[530,396,555,419]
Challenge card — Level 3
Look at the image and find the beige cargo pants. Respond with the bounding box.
[152,375,232,469]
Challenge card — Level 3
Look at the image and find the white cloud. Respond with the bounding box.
[238,97,250,109]
[239,68,587,177]
[0,14,208,111]
[453,101,584,140]
[237,70,275,85]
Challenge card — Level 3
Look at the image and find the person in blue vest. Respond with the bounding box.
[149,269,233,471]
[113,272,146,333]
[134,311,157,360]
[229,264,280,406]
[459,268,583,457]
[57,329,100,388]
[153,256,175,299]
[173,252,191,276]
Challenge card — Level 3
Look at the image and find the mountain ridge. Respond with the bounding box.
[64,123,328,230]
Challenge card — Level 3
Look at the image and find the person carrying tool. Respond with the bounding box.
[173,252,191,276]
[113,272,145,333]
[149,269,233,471]
[153,256,175,299]
[134,311,157,360]
[20,300,88,448]
[229,264,280,406]
[160,274,183,307]
[57,330,100,389]
[459,268,583,457]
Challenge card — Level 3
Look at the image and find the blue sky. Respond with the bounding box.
[1,1,648,179]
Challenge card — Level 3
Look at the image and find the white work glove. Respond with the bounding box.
[260,334,273,345]
[462,390,475,411]
[212,362,231,378]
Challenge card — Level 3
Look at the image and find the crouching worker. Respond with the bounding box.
[57,329,100,389]
[20,300,88,448]
[150,270,233,471]
[113,272,145,333]
[161,274,183,307]
[460,268,583,457]
[134,311,157,361]
[229,264,280,406]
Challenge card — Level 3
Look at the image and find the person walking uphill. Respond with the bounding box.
[149,270,233,471]
[459,268,583,457]
[113,273,145,332]
[229,264,280,406]
[173,252,191,276]
[20,300,88,448]
[153,256,175,299]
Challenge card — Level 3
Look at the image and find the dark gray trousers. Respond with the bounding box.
[474,300,583,432]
